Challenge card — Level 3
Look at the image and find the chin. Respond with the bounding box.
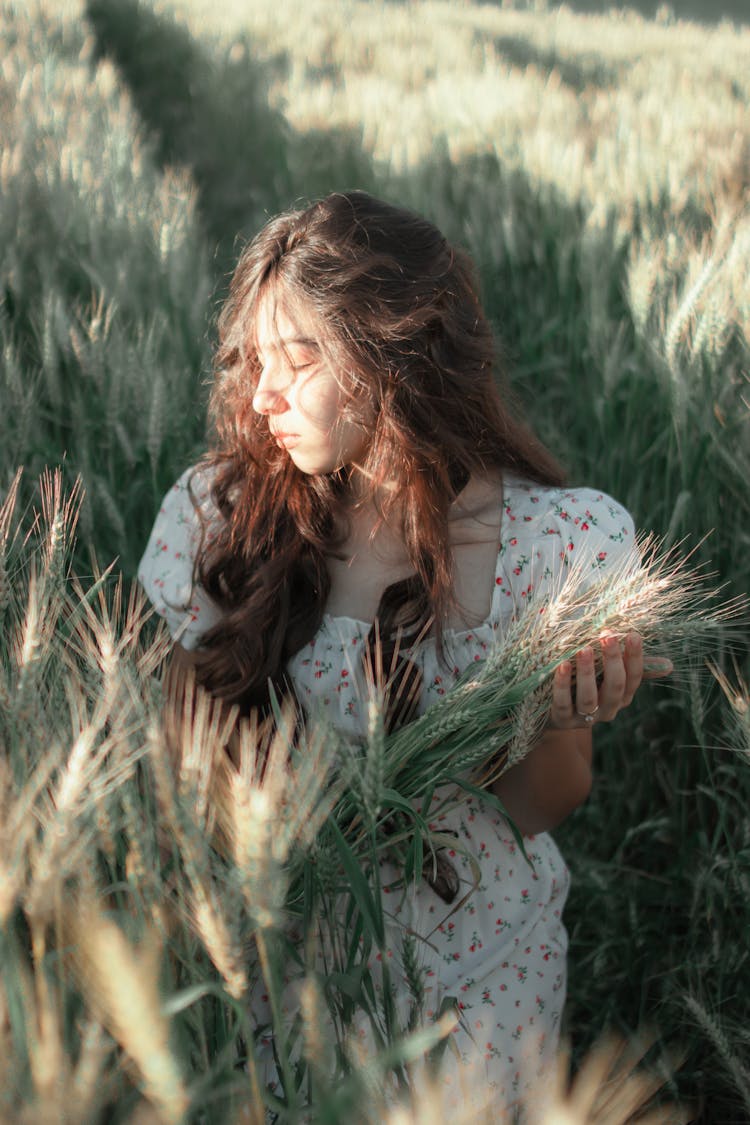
[288,451,337,476]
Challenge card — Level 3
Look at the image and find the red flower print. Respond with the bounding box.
[341,669,348,677]
[495,576,503,585]
[581,521,589,531]
[509,537,518,546]
[598,550,607,560]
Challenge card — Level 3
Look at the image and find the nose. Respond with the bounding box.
[252,386,289,415]
[252,365,292,416]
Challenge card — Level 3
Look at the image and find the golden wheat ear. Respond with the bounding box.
[547,1033,692,1124]
[66,896,190,1125]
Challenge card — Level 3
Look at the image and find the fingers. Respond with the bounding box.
[549,633,671,730]
[549,650,602,729]
[592,634,626,719]
[621,631,643,707]
[573,645,600,718]
[550,644,609,727]
[551,660,576,727]
[642,655,674,678]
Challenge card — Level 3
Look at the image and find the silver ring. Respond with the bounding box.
[576,705,600,724]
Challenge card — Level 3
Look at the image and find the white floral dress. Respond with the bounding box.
[138,467,636,1117]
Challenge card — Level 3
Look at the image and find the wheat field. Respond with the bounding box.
[1,0,748,1121]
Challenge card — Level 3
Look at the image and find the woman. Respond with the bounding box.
[138,191,656,1116]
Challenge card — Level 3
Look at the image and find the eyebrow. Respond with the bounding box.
[257,337,319,353]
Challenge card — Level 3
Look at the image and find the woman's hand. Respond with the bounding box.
[547,631,672,730]
[491,633,672,835]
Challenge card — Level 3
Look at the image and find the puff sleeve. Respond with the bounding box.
[496,479,639,617]
[137,466,224,649]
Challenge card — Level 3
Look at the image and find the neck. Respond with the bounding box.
[342,462,399,507]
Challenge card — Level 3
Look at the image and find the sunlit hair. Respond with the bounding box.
[190,190,564,719]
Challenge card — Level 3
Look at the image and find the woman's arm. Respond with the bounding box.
[491,728,593,837]
[490,632,670,837]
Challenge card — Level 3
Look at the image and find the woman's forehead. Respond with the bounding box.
[253,288,319,353]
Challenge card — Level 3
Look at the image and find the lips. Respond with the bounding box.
[272,432,301,450]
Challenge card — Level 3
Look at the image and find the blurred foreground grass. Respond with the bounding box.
[1,0,749,1120]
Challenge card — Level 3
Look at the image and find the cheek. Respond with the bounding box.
[295,375,347,430]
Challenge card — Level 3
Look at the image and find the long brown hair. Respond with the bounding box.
[190,191,563,714]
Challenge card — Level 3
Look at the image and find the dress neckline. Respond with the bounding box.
[319,609,499,642]
[320,530,506,642]
[321,473,508,639]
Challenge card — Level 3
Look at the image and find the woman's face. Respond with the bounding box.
[251,292,374,476]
